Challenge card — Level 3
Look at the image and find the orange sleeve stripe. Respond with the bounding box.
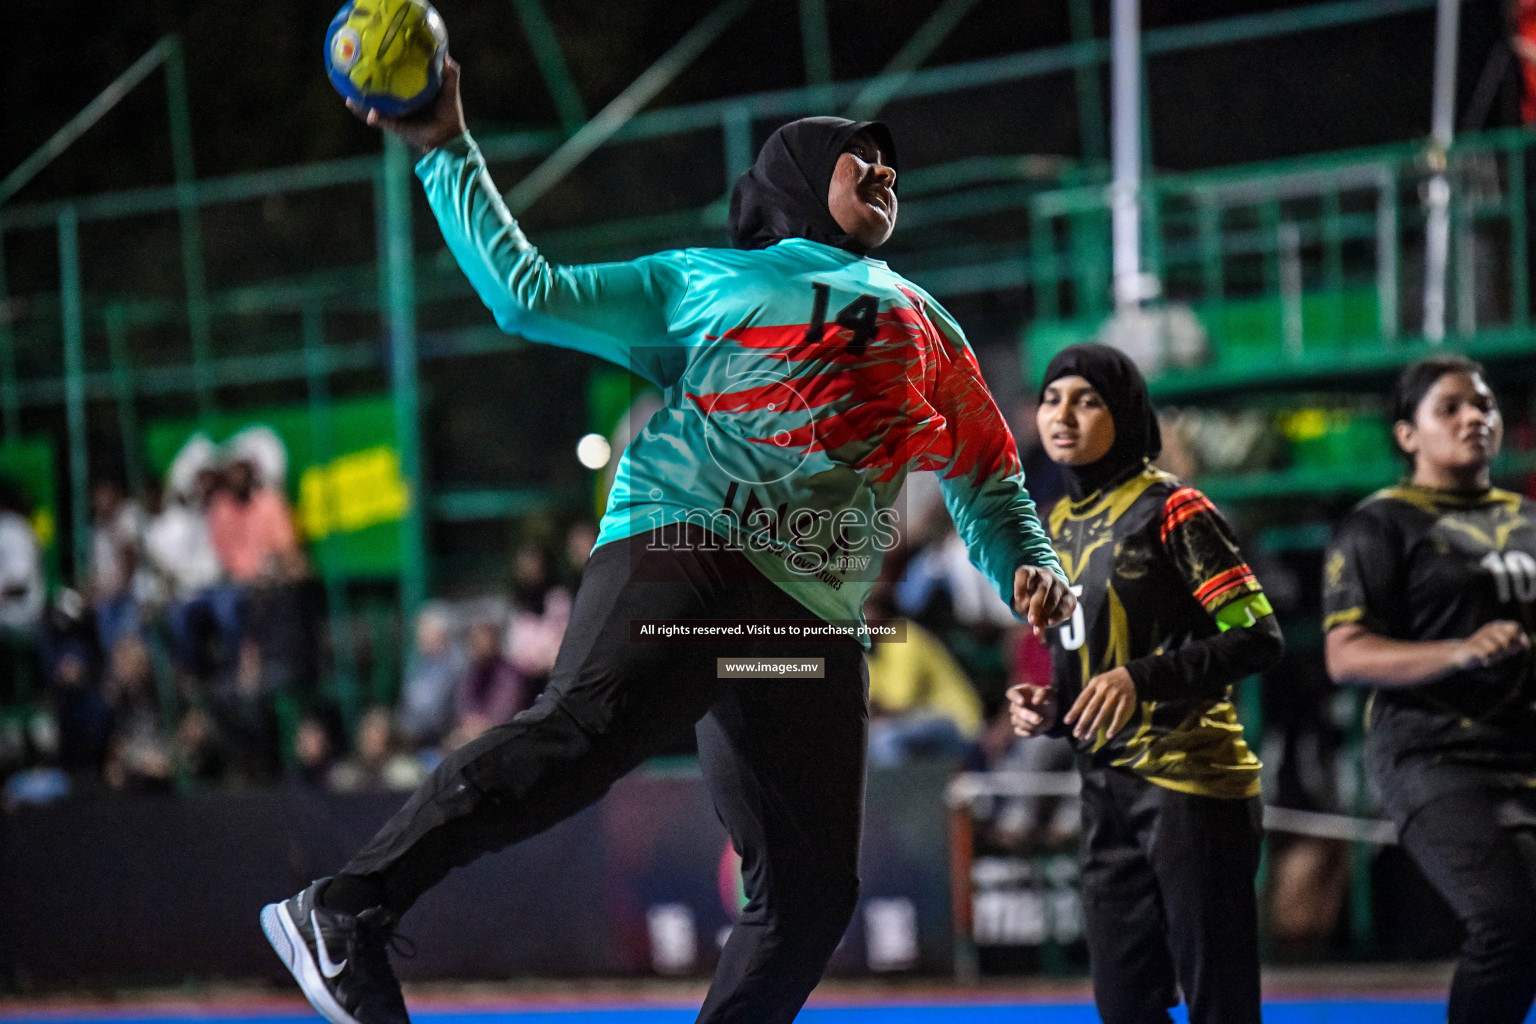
[1194,564,1257,605]
[1161,487,1218,543]
[1200,575,1260,609]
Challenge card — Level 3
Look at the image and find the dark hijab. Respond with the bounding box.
[1039,343,1162,501]
[728,116,898,255]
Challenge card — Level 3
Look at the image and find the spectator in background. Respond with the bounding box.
[289,712,337,791]
[46,644,111,786]
[961,707,1079,852]
[451,616,529,748]
[173,706,225,788]
[960,629,1079,851]
[211,428,316,693]
[102,635,174,793]
[35,591,108,787]
[397,603,464,751]
[865,588,982,766]
[208,432,301,586]
[332,707,427,793]
[0,480,44,706]
[897,520,1019,632]
[145,435,239,680]
[504,542,570,699]
[563,520,598,588]
[87,479,143,655]
[212,637,281,785]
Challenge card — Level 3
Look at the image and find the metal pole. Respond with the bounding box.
[1423,0,1460,342]
[511,0,588,138]
[302,301,360,731]
[165,37,215,421]
[1279,221,1305,357]
[1111,0,1143,310]
[505,0,755,214]
[0,231,20,441]
[1069,0,1108,165]
[382,135,427,633]
[1454,185,1476,336]
[723,103,754,192]
[1377,168,1400,340]
[104,305,144,498]
[58,206,90,581]
[1509,144,1529,328]
[0,37,176,205]
[798,0,834,112]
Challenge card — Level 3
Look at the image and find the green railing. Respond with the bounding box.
[1024,126,1536,397]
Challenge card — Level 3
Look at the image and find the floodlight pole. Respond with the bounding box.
[1111,0,1144,311]
[1423,0,1460,342]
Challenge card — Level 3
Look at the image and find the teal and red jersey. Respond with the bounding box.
[417,133,1063,628]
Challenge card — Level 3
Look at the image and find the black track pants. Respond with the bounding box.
[340,528,868,1024]
[1077,764,1263,1024]
[1399,788,1536,1024]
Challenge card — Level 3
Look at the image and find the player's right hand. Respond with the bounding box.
[1013,565,1075,635]
[1454,619,1530,670]
[350,56,467,154]
[1007,683,1058,738]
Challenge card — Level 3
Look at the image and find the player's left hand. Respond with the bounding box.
[1013,565,1075,635]
[1062,666,1136,741]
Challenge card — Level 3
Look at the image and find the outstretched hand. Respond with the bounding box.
[1013,565,1075,636]
[348,55,467,153]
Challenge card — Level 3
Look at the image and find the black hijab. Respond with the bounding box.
[728,116,898,256]
[1039,342,1163,501]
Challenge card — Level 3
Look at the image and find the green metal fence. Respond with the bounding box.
[1025,126,1536,399]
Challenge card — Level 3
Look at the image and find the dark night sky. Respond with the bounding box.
[1,0,1518,206]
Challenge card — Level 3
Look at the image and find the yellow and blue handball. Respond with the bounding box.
[325,0,448,115]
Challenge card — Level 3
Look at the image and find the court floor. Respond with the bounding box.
[3,995,1526,1024]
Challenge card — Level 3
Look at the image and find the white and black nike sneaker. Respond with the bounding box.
[261,879,412,1024]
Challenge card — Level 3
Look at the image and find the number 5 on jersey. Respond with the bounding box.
[1059,585,1086,650]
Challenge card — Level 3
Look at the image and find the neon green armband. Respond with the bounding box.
[1214,591,1274,632]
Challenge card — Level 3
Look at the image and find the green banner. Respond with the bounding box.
[145,397,407,579]
[0,438,59,586]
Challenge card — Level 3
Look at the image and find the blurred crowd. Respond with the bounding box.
[0,401,1362,931]
[0,427,330,805]
[0,412,1072,819]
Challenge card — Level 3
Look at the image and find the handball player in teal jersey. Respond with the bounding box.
[262,58,1072,1024]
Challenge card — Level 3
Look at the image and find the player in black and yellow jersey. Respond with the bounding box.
[1324,355,1536,1024]
[1010,343,1283,1024]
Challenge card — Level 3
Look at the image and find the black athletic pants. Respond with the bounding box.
[340,528,869,1024]
[1398,788,1536,1024]
[1077,764,1263,1024]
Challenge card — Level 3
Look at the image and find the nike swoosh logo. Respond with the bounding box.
[312,910,348,979]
